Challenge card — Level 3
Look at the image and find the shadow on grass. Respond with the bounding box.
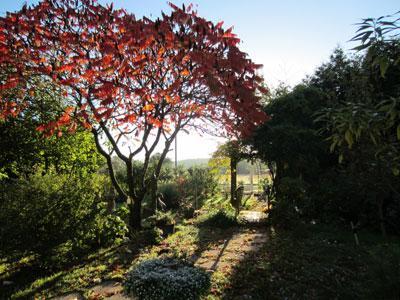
[189,210,242,268]
[220,224,400,300]
[0,242,139,299]
[178,209,269,271]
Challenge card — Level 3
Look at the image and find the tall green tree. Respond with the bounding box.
[0,79,102,180]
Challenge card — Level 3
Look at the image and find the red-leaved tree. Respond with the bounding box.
[0,0,268,229]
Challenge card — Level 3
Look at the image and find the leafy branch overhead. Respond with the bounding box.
[351,11,400,76]
[315,12,400,175]
[0,0,267,141]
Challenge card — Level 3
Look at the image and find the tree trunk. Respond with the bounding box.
[274,161,284,200]
[107,197,115,214]
[129,196,142,230]
[230,158,237,204]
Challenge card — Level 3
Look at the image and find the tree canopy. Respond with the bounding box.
[0,0,267,229]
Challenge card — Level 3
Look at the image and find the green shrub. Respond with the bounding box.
[182,166,219,203]
[196,209,239,228]
[130,227,163,247]
[145,211,176,227]
[124,258,210,300]
[158,182,181,208]
[269,177,308,228]
[155,166,218,211]
[0,171,127,258]
[92,203,129,247]
[202,195,232,211]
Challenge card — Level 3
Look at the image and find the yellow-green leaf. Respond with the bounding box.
[397,125,400,140]
[370,133,377,145]
[345,130,353,148]
[330,140,337,152]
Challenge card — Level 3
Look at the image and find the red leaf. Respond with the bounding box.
[57,64,74,73]
[180,69,190,76]
[36,124,46,132]
[143,104,155,111]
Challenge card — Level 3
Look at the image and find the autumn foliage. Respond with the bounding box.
[0,0,267,138]
[0,0,267,229]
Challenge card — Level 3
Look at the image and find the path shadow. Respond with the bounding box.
[187,211,269,273]
[188,221,238,268]
[0,242,136,299]
[209,237,232,271]
[220,226,274,299]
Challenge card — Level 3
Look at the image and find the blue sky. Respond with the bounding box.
[2,1,399,87]
[1,1,399,159]
[2,0,399,87]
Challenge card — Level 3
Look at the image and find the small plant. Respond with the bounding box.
[145,210,176,227]
[124,258,210,300]
[196,209,239,228]
[144,211,176,236]
[130,227,163,247]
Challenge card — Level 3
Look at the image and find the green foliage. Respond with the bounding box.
[145,210,176,227]
[316,42,400,175]
[202,195,233,212]
[148,166,218,213]
[0,171,126,258]
[252,84,331,182]
[251,45,400,234]
[124,258,210,300]
[196,210,239,228]
[268,177,308,228]
[92,203,129,247]
[130,227,164,247]
[0,78,103,179]
[157,182,181,208]
[350,11,400,54]
[185,166,219,200]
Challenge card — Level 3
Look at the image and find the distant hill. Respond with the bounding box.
[178,158,209,168]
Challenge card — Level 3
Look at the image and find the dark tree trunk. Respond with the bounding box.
[107,197,115,214]
[230,158,237,204]
[129,196,142,230]
[274,161,284,200]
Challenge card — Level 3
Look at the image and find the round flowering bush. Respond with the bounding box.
[124,258,210,300]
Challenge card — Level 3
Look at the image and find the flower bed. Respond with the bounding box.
[124,258,210,300]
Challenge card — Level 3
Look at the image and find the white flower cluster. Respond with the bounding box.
[124,258,210,300]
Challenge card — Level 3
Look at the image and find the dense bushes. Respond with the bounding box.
[141,165,218,218]
[0,171,128,258]
[124,258,210,300]
[251,47,400,234]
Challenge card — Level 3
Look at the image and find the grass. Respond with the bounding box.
[1,210,399,299]
[222,224,400,299]
[0,243,137,299]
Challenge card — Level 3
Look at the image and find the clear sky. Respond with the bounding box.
[1,1,399,160]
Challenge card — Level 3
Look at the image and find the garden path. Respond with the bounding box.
[194,227,268,272]
[193,210,268,272]
[53,210,268,300]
